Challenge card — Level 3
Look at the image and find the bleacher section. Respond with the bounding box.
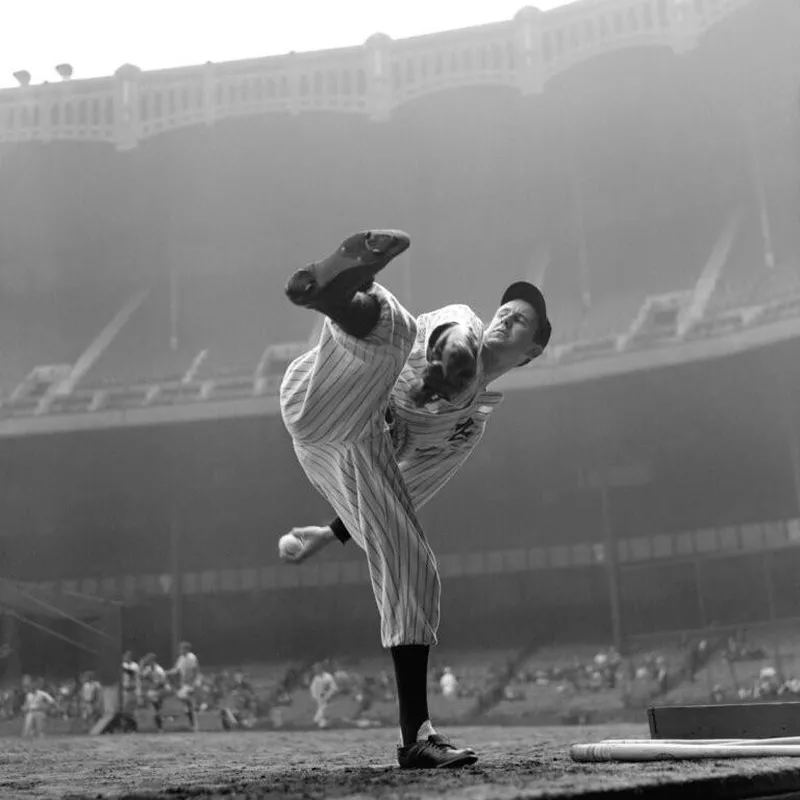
[188,649,516,729]
[709,205,800,315]
[0,285,133,396]
[0,204,797,420]
[82,272,313,389]
[186,633,755,728]
[7,627,800,734]
[664,622,800,706]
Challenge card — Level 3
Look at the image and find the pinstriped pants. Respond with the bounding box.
[280,285,445,648]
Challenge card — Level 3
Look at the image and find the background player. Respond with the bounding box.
[79,670,103,728]
[139,653,169,733]
[167,641,200,732]
[279,229,551,769]
[121,650,141,720]
[309,661,338,729]
[21,678,56,738]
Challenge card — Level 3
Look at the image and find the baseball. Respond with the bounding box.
[279,533,304,559]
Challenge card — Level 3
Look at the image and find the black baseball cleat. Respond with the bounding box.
[397,734,478,769]
[286,229,410,309]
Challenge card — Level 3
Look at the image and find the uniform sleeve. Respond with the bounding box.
[329,516,350,544]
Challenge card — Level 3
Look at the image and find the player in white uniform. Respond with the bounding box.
[279,230,551,769]
[167,641,200,732]
[121,651,141,717]
[309,662,337,729]
[79,671,103,727]
[139,653,169,732]
[22,679,56,738]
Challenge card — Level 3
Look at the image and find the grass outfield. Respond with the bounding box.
[2,723,800,800]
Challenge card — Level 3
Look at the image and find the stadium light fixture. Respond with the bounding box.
[55,63,73,80]
[12,70,31,87]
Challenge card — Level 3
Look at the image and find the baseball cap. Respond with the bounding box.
[501,281,552,349]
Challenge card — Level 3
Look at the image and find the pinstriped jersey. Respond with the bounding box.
[280,287,495,647]
[389,304,503,461]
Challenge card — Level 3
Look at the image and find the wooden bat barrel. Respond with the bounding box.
[571,740,800,762]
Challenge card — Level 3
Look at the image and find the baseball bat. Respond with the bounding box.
[594,736,800,746]
[571,741,800,762]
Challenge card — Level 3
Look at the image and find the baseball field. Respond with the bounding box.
[3,723,800,800]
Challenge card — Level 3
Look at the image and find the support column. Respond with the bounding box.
[784,389,800,518]
[169,269,179,352]
[169,504,183,664]
[742,90,775,269]
[694,559,707,629]
[113,64,142,151]
[763,551,776,622]
[562,96,591,309]
[99,601,123,716]
[163,140,180,353]
[600,487,623,653]
[1,609,20,682]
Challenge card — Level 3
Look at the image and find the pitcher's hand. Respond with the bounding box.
[279,526,337,565]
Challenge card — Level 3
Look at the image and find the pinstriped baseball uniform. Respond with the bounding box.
[280,283,502,648]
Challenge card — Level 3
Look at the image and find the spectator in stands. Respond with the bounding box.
[221,670,257,731]
[378,669,394,699]
[209,671,230,709]
[588,669,606,692]
[353,675,378,727]
[754,666,780,699]
[780,677,800,696]
[654,656,669,695]
[440,667,458,700]
[686,638,708,681]
[502,683,525,702]
[309,662,337,729]
[711,684,727,704]
[10,683,25,718]
[22,678,56,738]
[725,629,766,662]
[58,678,79,720]
[333,665,355,696]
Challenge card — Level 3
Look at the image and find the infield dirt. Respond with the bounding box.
[3,723,800,800]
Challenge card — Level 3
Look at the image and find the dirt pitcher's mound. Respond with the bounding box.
[4,724,800,800]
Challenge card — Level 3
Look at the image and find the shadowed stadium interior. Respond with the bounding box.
[0,0,799,797]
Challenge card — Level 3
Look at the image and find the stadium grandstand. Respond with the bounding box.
[0,0,799,730]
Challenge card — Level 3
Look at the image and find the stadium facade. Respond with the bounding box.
[0,0,798,668]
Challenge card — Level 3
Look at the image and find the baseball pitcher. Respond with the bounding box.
[279,229,551,768]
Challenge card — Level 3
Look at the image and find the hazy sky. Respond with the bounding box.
[0,0,577,88]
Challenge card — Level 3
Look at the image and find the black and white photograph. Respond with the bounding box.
[0,0,798,798]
